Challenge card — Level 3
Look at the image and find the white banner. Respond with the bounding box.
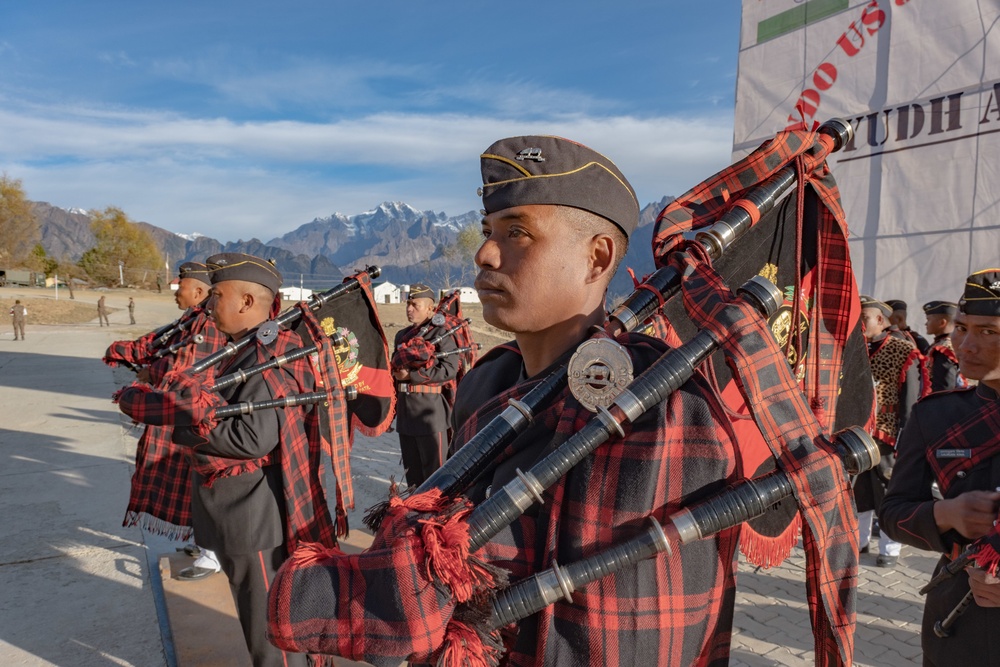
[734,0,1000,308]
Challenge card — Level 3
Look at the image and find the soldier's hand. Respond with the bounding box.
[968,567,1000,607]
[933,490,1000,539]
[136,367,152,384]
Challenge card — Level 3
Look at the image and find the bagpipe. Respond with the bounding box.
[391,290,478,378]
[103,300,215,373]
[268,119,877,667]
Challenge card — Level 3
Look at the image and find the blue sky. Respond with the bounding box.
[0,1,741,243]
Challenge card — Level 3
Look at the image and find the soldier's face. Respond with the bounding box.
[475,205,596,335]
[406,297,435,324]
[175,278,206,310]
[860,308,887,340]
[925,314,948,336]
[208,281,248,337]
[953,313,1000,384]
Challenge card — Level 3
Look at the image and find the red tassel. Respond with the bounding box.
[289,541,346,567]
[437,620,502,667]
[973,542,1000,578]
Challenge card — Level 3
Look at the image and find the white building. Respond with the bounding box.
[457,286,480,303]
[280,286,314,302]
[373,281,401,304]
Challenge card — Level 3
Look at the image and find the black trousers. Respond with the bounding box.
[399,431,448,488]
[216,545,308,667]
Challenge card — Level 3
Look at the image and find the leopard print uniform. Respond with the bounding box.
[870,335,921,445]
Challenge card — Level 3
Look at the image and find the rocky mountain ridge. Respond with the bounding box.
[31,196,673,297]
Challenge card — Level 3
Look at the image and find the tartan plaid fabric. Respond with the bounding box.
[118,326,338,551]
[268,333,742,667]
[269,490,485,665]
[437,290,478,383]
[296,303,355,520]
[117,309,227,537]
[674,252,858,666]
[244,328,339,550]
[104,328,159,370]
[653,125,857,433]
[454,335,741,666]
[925,394,1000,496]
[392,336,437,370]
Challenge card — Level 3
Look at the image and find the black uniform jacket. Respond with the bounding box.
[881,385,1000,666]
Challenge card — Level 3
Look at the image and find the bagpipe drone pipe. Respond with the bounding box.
[266,120,872,667]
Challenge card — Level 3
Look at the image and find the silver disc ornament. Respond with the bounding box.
[567,338,634,412]
[431,312,447,326]
[256,320,280,345]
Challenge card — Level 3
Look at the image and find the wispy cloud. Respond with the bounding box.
[98,51,137,68]
[0,98,734,241]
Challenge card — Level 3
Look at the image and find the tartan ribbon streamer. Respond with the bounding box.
[673,249,858,666]
[653,126,854,433]
[925,396,1000,496]
[295,302,355,519]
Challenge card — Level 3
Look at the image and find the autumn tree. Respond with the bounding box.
[79,206,163,287]
[0,174,41,265]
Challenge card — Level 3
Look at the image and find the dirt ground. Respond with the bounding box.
[0,285,510,354]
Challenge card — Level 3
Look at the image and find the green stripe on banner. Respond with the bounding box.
[756,0,849,44]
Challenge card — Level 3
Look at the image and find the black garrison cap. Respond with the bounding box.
[408,284,434,301]
[922,301,958,317]
[479,136,640,238]
[959,269,1000,317]
[177,261,212,287]
[885,299,907,312]
[206,253,282,294]
[860,295,893,318]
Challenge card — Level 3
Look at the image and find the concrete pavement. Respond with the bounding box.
[0,302,941,666]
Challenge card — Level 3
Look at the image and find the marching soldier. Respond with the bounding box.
[881,269,1000,666]
[923,300,966,393]
[391,283,460,487]
[854,295,924,567]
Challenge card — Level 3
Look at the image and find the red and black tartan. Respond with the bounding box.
[648,125,863,664]
[117,317,343,550]
[674,252,859,666]
[268,333,742,667]
[108,308,228,538]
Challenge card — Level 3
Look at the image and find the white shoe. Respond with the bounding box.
[192,549,221,572]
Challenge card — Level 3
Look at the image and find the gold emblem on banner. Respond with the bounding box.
[320,316,362,386]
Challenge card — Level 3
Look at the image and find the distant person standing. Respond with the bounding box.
[10,300,27,340]
[97,295,110,327]
[923,300,966,393]
[128,297,136,324]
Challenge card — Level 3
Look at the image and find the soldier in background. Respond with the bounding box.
[391,283,460,487]
[97,295,110,327]
[854,295,925,567]
[10,299,27,340]
[888,299,931,354]
[128,297,136,325]
[923,300,966,393]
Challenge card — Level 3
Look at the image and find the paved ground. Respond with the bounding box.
[0,288,939,665]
